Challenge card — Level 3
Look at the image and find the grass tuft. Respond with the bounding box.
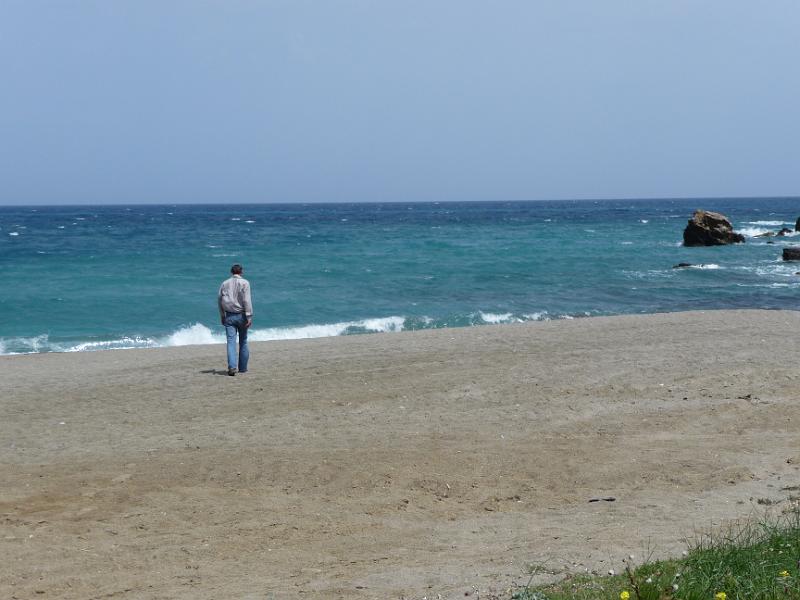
[510,512,800,600]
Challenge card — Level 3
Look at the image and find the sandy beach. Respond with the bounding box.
[2,309,799,599]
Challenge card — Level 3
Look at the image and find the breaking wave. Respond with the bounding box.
[0,312,580,355]
[746,220,790,226]
[738,226,798,238]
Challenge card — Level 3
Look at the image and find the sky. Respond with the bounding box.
[1,1,798,205]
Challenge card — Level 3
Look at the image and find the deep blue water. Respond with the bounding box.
[1,198,798,354]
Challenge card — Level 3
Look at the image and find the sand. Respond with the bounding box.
[2,310,800,599]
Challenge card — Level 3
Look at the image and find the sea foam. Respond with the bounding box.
[66,336,160,352]
[738,226,772,237]
[738,226,797,238]
[0,317,412,355]
[249,316,406,341]
[478,312,519,324]
[164,323,222,346]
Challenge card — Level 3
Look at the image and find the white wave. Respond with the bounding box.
[65,336,160,352]
[245,220,255,223]
[747,220,789,226]
[0,313,604,355]
[478,312,520,324]
[250,323,352,340]
[8,232,19,236]
[738,226,772,237]
[753,263,800,278]
[249,316,406,341]
[0,334,51,354]
[164,323,222,346]
[739,225,798,239]
[689,264,721,270]
[640,219,649,224]
[621,241,633,245]
[357,316,405,332]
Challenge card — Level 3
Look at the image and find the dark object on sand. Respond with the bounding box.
[672,263,694,269]
[588,496,616,503]
[683,210,745,246]
[782,247,800,261]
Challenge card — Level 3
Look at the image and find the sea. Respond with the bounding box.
[1,197,798,355]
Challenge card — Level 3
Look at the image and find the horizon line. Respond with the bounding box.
[1,194,799,209]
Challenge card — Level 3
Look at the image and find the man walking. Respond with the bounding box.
[218,264,253,376]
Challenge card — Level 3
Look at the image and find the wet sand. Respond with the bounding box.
[2,310,799,599]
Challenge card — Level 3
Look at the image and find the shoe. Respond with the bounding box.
[227,368,236,376]
[238,370,248,374]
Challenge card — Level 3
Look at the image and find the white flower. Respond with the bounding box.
[645,578,653,584]
[673,584,679,591]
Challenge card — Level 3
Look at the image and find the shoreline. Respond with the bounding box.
[1,306,794,357]
[3,309,800,598]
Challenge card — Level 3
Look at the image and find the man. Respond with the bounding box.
[218,264,253,376]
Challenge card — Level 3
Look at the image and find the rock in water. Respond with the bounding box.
[683,210,745,246]
[795,217,800,232]
[782,247,800,261]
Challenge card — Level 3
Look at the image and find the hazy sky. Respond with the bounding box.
[1,1,798,205]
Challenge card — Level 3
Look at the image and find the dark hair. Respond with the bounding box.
[230,264,243,274]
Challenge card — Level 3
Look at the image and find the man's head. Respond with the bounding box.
[230,264,243,275]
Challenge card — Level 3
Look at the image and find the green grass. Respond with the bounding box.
[510,513,800,600]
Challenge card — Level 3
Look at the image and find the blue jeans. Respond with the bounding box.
[224,312,249,372]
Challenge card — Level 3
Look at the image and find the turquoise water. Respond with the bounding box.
[1,198,798,354]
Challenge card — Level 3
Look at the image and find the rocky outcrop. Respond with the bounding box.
[782,247,800,261]
[683,210,745,246]
[758,227,793,238]
[795,217,800,232]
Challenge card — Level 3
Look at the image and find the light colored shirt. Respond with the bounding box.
[218,275,253,318]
